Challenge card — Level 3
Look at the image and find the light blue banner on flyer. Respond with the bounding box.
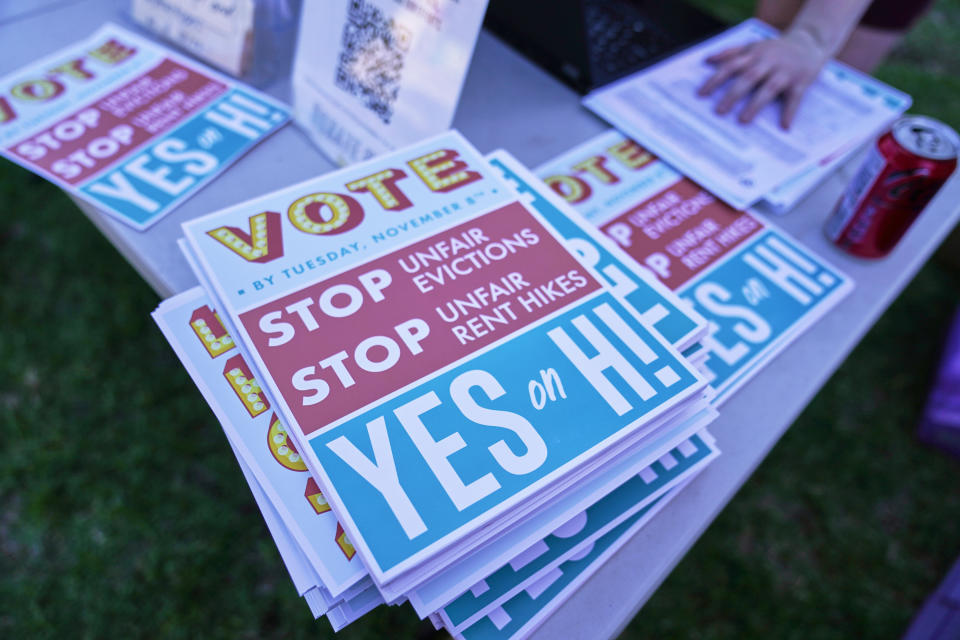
[81,88,287,228]
[459,503,652,640]
[310,288,701,576]
[678,229,850,400]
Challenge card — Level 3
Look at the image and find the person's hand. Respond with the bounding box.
[697,30,829,129]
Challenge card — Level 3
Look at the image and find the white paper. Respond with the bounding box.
[130,0,255,76]
[758,140,864,214]
[583,19,910,210]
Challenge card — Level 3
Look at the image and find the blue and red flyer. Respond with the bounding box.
[179,130,710,586]
[0,23,288,229]
[537,130,854,404]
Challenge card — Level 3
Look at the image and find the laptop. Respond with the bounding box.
[484,0,726,94]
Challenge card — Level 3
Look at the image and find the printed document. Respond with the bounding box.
[584,19,909,210]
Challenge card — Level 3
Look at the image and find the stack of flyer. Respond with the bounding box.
[582,19,911,214]
[153,130,723,637]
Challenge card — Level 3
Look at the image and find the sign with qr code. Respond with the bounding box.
[292,0,489,166]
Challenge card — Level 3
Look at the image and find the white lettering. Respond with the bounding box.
[327,417,427,538]
[450,370,547,476]
[397,392,500,511]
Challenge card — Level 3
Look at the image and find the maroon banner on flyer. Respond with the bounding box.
[7,58,227,185]
[239,201,602,434]
[599,178,762,290]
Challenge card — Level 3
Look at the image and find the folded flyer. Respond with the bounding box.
[758,140,863,214]
[0,23,288,229]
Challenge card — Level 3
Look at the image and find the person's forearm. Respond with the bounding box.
[786,0,875,57]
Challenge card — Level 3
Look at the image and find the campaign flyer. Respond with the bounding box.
[0,23,288,229]
[537,130,853,404]
[152,287,369,598]
[484,150,707,354]
[181,131,707,584]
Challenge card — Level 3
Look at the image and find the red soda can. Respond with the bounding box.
[825,115,958,258]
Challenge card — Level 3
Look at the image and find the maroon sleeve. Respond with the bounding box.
[859,0,936,31]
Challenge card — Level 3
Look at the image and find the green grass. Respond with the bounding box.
[2,3,960,639]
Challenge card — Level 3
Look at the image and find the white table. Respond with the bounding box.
[3,3,959,638]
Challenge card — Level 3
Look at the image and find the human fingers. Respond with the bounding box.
[780,82,810,129]
[714,62,772,115]
[705,44,748,65]
[697,50,754,97]
[737,71,790,124]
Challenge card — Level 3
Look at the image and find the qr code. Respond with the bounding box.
[335,0,412,125]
